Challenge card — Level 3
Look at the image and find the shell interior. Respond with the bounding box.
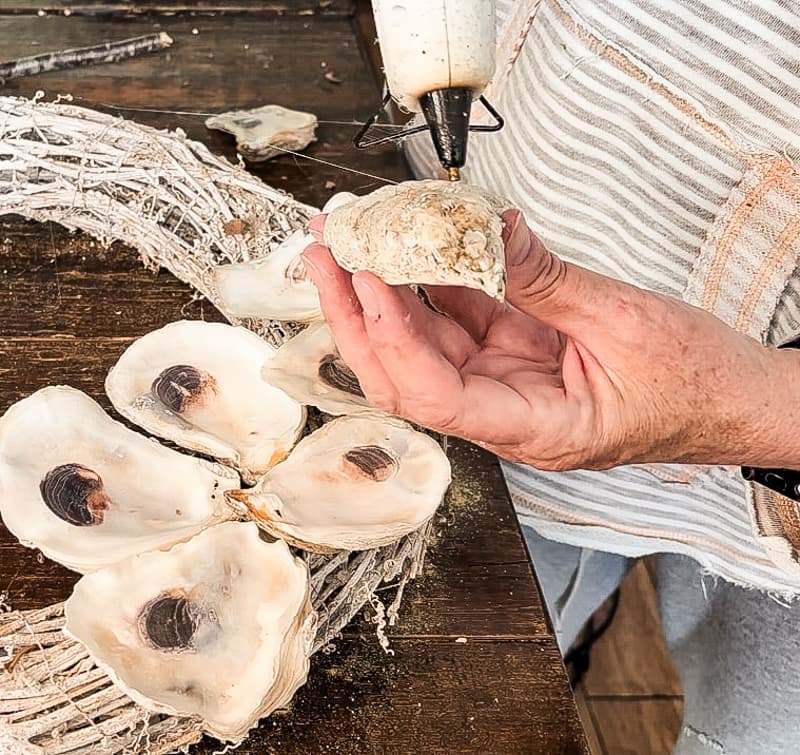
[0,386,238,573]
[229,415,451,552]
[212,229,323,323]
[210,192,357,323]
[105,320,306,484]
[64,522,315,742]
[261,322,374,416]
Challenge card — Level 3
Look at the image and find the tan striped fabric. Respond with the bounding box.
[406,0,800,593]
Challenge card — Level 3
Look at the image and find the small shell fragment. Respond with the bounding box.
[0,386,238,573]
[228,415,451,552]
[261,322,374,416]
[324,179,508,300]
[105,320,306,484]
[64,522,316,742]
[205,104,317,162]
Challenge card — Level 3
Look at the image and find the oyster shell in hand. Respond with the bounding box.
[211,193,357,323]
[228,415,451,552]
[106,320,306,483]
[323,179,508,300]
[261,322,374,416]
[64,521,315,742]
[0,386,238,573]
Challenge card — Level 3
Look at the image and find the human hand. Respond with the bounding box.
[301,210,792,471]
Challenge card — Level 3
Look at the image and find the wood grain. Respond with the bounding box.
[0,269,219,337]
[194,638,589,755]
[587,699,683,755]
[2,1,353,15]
[583,562,682,697]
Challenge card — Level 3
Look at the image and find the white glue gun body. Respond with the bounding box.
[370,0,500,178]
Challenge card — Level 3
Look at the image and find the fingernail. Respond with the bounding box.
[352,275,380,319]
[300,252,321,281]
[506,213,530,267]
[308,214,326,241]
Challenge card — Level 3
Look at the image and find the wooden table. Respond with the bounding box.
[0,2,589,752]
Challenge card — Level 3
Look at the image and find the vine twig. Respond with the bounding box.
[0,33,173,82]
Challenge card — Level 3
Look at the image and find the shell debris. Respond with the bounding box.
[205,104,318,162]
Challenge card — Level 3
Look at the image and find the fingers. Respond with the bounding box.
[301,244,399,408]
[350,271,467,427]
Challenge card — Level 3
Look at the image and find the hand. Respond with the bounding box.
[301,210,791,471]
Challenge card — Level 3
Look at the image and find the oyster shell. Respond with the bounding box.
[211,193,357,323]
[323,179,508,300]
[261,322,373,416]
[105,320,306,483]
[228,415,451,552]
[212,229,322,323]
[64,521,315,742]
[0,386,238,573]
[205,104,317,162]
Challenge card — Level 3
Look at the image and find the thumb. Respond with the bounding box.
[503,210,625,336]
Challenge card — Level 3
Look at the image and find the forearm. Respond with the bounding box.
[734,345,800,470]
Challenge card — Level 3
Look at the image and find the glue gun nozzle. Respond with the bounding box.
[447,167,461,182]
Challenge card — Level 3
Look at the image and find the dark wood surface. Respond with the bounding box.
[2,1,353,15]
[576,561,683,754]
[0,3,589,753]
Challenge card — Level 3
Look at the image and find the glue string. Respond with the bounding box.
[262,143,398,185]
[98,102,408,129]
[79,98,403,185]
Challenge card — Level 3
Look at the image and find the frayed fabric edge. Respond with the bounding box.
[518,514,800,602]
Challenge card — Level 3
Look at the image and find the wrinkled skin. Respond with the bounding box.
[301,210,799,472]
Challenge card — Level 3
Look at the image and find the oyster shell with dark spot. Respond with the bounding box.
[64,522,315,742]
[106,320,306,484]
[261,322,374,416]
[227,415,451,552]
[0,386,238,573]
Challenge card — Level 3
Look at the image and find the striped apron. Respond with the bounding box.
[405,0,800,593]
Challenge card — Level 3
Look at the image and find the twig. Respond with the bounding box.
[0,32,173,82]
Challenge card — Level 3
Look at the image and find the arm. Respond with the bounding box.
[302,210,800,472]
[738,344,800,470]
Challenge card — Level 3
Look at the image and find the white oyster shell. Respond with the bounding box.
[210,193,357,323]
[228,415,451,552]
[0,386,238,573]
[105,320,306,484]
[261,322,373,416]
[205,104,317,162]
[64,522,315,742]
[212,229,322,323]
[323,179,508,300]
